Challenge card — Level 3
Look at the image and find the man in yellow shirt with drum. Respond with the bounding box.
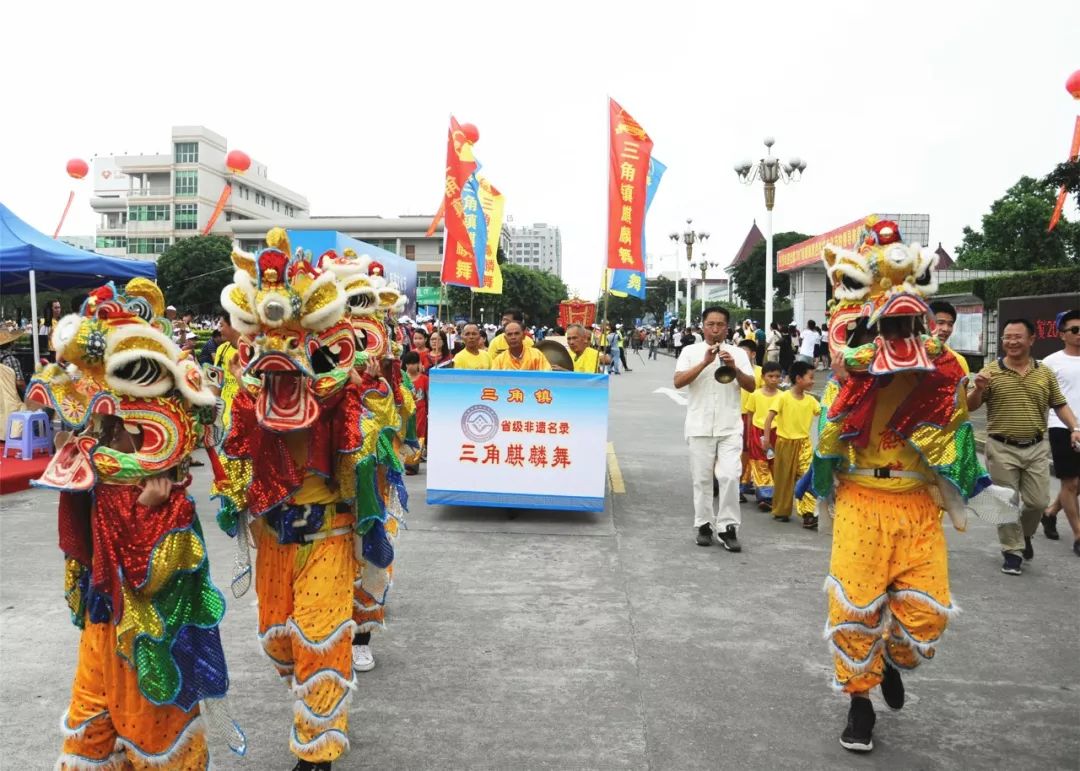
[491,321,550,371]
[566,324,600,374]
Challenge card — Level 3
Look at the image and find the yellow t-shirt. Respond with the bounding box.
[741,365,764,413]
[213,342,239,433]
[746,388,780,429]
[572,347,600,374]
[836,373,932,492]
[453,348,492,370]
[771,390,821,440]
[285,432,337,505]
[491,347,551,371]
[489,333,534,359]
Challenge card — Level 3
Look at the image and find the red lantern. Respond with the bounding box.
[226,149,251,174]
[66,158,88,180]
[460,123,480,143]
[1068,70,1080,100]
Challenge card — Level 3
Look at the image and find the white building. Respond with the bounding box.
[507,222,562,276]
[90,126,309,260]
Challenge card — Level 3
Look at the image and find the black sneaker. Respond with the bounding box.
[292,761,331,771]
[696,523,713,547]
[839,696,875,752]
[1042,514,1060,540]
[1022,537,1034,561]
[1074,539,1080,557]
[738,493,747,503]
[881,663,904,710]
[1001,552,1023,575]
[717,524,742,552]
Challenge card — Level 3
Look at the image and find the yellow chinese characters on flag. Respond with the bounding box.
[474,179,505,294]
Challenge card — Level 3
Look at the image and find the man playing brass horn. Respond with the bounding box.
[674,306,756,551]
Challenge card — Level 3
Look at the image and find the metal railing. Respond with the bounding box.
[126,188,173,197]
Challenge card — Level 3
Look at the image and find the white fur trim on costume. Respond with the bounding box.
[884,644,921,671]
[59,710,109,741]
[54,750,127,771]
[221,272,259,335]
[289,726,349,759]
[300,271,347,332]
[888,588,960,618]
[287,618,356,654]
[888,627,940,659]
[113,714,204,767]
[353,619,386,634]
[827,636,883,674]
[292,668,357,700]
[823,575,887,619]
[293,687,352,728]
[822,615,885,641]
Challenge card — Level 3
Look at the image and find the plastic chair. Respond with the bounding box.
[3,410,53,459]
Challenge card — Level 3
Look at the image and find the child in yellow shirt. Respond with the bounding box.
[764,360,822,527]
[746,362,782,510]
[738,339,762,502]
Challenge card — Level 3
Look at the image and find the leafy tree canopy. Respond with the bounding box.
[156,236,234,314]
[729,231,810,308]
[955,175,1078,270]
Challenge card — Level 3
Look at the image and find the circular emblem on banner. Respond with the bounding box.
[461,404,499,442]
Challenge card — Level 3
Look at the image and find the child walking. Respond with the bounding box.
[764,360,821,526]
[738,339,762,502]
[745,361,783,510]
[403,350,428,475]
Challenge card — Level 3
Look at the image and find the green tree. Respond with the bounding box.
[1045,159,1080,199]
[729,231,809,308]
[156,236,234,313]
[444,264,569,326]
[955,176,1078,270]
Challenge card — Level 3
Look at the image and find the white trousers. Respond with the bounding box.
[688,434,743,531]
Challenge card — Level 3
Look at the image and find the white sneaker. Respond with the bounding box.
[352,643,375,672]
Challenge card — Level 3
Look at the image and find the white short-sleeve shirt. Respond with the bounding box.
[676,342,755,439]
[1044,350,1080,430]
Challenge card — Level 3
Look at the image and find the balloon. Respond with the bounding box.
[460,123,479,143]
[66,158,88,180]
[1068,69,1080,100]
[226,149,251,174]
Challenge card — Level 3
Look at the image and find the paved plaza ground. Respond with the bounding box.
[1,352,1078,769]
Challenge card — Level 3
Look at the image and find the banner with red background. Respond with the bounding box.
[439,117,482,287]
[607,99,653,273]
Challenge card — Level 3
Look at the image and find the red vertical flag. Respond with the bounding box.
[1048,116,1080,232]
[607,99,654,272]
[439,117,482,287]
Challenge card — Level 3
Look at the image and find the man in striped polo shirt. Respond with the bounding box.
[968,318,1080,575]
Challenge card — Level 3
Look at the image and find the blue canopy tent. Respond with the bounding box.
[0,202,156,363]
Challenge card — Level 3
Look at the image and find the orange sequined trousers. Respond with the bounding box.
[57,618,207,770]
[825,482,955,693]
[255,515,356,763]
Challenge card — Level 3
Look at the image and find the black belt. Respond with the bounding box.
[990,433,1043,448]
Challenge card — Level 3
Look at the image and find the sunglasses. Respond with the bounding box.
[1063,326,1080,335]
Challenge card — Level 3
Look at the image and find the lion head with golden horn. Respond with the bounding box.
[822,216,940,374]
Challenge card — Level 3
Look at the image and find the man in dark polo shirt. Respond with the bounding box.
[968,318,1080,575]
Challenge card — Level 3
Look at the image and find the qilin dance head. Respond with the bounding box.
[27,278,216,491]
[220,228,352,432]
[821,216,940,373]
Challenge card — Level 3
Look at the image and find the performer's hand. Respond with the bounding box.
[137,475,173,507]
[365,358,381,379]
[715,347,735,368]
[703,344,719,365]
[830,350,848,382]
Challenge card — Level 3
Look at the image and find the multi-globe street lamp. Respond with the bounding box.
[669,219,709,330]
[690,258,721,314]
[735,138,806,332]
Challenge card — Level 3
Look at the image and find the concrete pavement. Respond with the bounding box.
[1,352,1078,769]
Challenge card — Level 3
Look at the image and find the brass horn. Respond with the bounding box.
[714,365,737,384]
[536,339,574,371]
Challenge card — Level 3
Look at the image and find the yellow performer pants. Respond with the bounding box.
[58,619,207,770]
[255,516,356,764]
[825,482,954,693]
[771,436,814,518]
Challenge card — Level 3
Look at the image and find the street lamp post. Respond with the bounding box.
[735,138,806,332]
[670,219,709,330]
[690,258,721,312]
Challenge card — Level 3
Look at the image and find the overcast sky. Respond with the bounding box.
[3,1,1078,298]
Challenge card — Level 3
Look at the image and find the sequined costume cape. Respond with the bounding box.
[810,336,991,501]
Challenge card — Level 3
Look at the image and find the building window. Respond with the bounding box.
[96,236,128,249]
[405,244,415,260]
[175,203,198,230]
[255,192,266,206]
[175,170,198,197]
[128,204,171,221]
[129,237,171,254]
[174,142,199,163]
